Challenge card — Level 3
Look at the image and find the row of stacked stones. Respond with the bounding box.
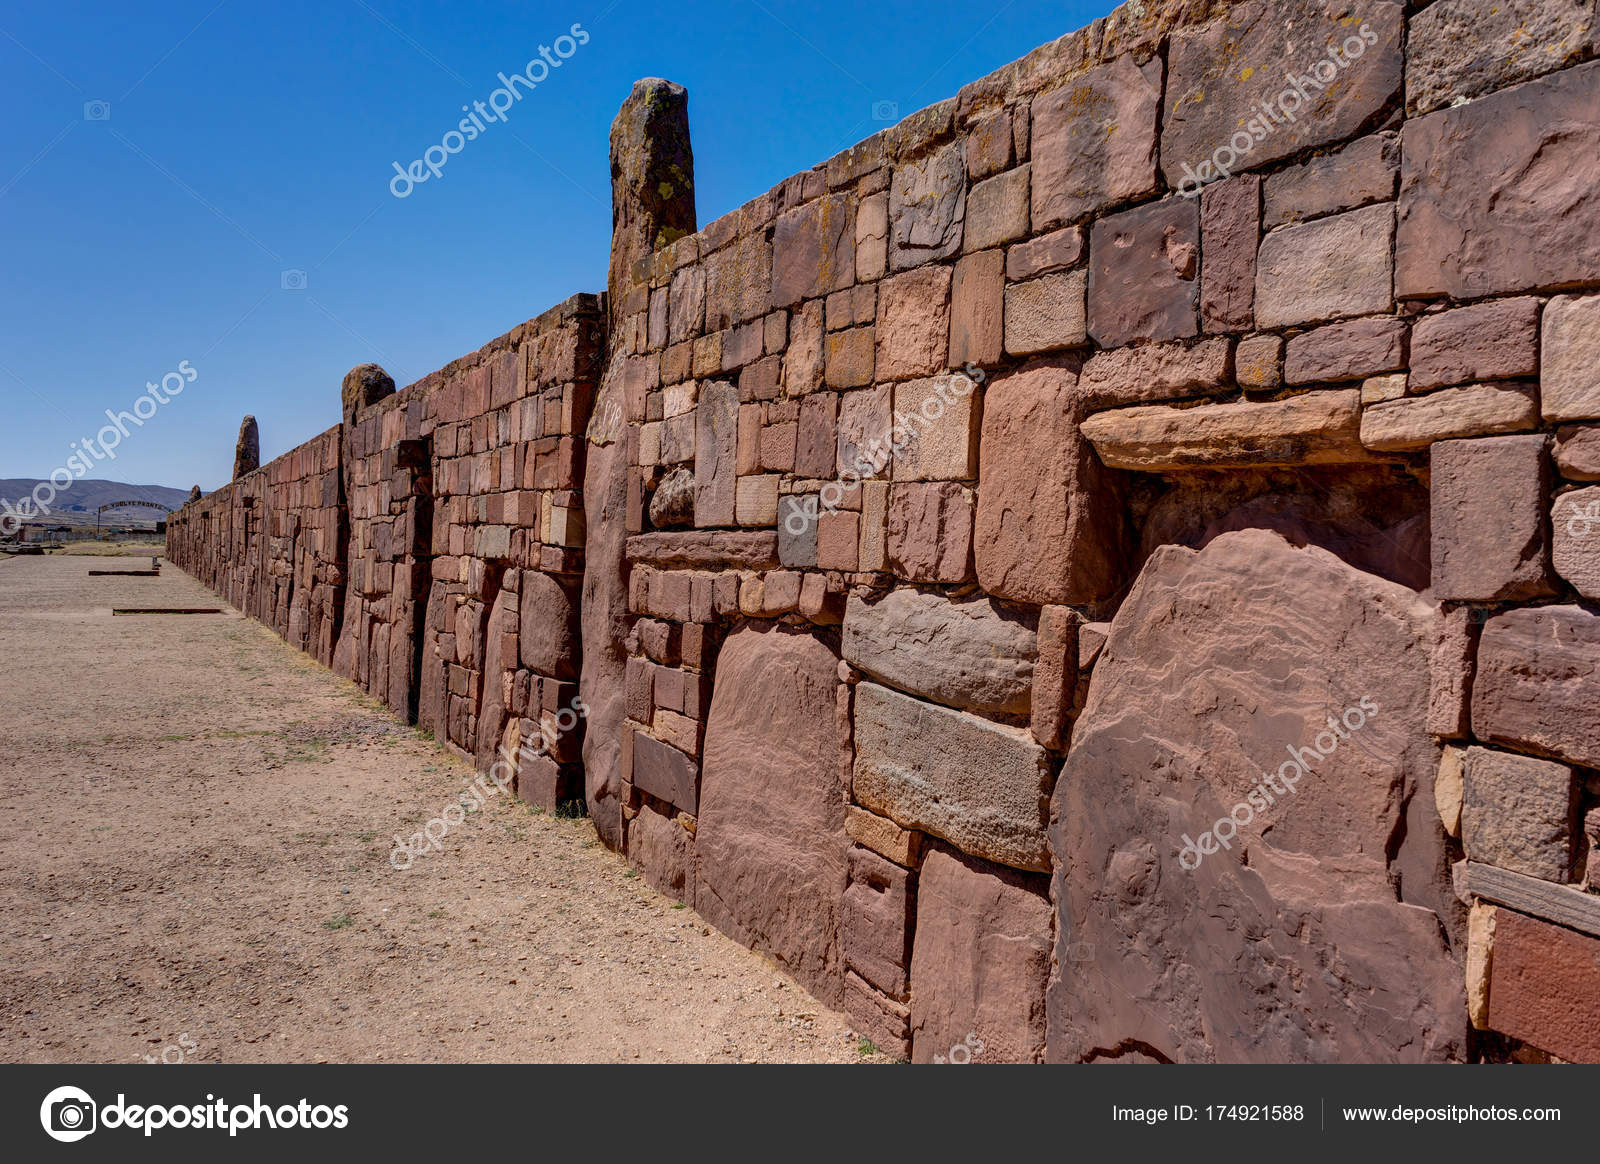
[170,0,1600,1062]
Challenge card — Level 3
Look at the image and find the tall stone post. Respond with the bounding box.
[233,415,260,479]
[582,79,696,848]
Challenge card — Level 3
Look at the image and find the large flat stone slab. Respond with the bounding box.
[695,626,849,1005]
[1397,60,1600,300]
[842,589,1036,715]
[1080,389,1372,470]
[1050,529,1463,1063]
[853,681,1052,872]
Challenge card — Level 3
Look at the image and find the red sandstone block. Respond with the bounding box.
[817,511,860,571]
[625,656,654,722]
[1487,909,1600,1063]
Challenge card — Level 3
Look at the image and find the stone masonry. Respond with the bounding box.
[169,0,1600,1063]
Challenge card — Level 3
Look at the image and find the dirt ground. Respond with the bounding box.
[0,553,884,1063]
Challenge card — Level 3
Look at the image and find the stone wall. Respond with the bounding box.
[169,0,1600,1063]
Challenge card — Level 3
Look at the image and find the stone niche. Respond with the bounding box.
[694,624,850,1006]
[1050,528,1464,1063]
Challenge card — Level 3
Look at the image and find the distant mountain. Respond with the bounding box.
[0,479,196,526]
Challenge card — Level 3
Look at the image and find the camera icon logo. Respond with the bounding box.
[83,100,111,121]
[280,269,308,291]
[870,99,899,122]
[40,1086,97,1142]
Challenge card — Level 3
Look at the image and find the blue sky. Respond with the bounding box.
[1,0,1108,490]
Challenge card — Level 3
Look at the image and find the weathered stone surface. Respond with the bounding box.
[948,250,1003,368]
[890,375,979,482]
[626,803,696,905]
[1235,333,1281,390]
[1088,198,1199,347]
[1554,485,1600,598]
[1435,746,1464,838]
[771,192,855,308]
[876,266,951,381]
[341,363,395,426]
[777,495,818,568]
[1284,317,1407,385]
[1031,606,1078,751]
[625,530,778,569]
[885,482,973,584]
[855,191,888,283]
[842,846,915,997]
[669,265,705,344]
[1262,133,1398,229]
[1080,337,1232,407]
[648,466,695,528]
[836,385,892,479]
[1431,436,1556,603]
[1162,0,1404,188]
[845,804,925,869]
[1407,0,1599,116]
[842,589,1035,715]
[519,572,579,679]
[910,847,1050,1063]
[1474,605,1600,770]
[688,378,738,529]
[233,415,260,479]
[1429,607,1478,740]
[608,78,695,335]
[1030,53,1162,229]
[1396,61,1600,300]
[888,142,966,270]
[1556,425,1600,480]
[1256,204,1394,329]
[825,325,876,389]
[976,360,1125,604]
[734,474,779,526]
[581,355,634,845]
[1051,529,1463,1063]
[854,681,1053,872]
[696,626,848,1005]
[964,165,1029,253]
[631,730,698,815]
[1200,174,1258,332]
[1462,746,1579,883]
[1410,297,1540,392]
[1542,293,1600,423]
[1486,908,1600,1063]
[1360,383,1539,451]
[1082,389,1371,470]
[1005,226,1082,282]
[1003,270,1087,355]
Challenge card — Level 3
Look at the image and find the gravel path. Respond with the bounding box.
[0,554,881,1063]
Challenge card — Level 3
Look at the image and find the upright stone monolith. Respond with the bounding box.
[233,416,260,479]
[582,79,696,847]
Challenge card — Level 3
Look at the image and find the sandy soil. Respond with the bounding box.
[0,554,884,1063]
